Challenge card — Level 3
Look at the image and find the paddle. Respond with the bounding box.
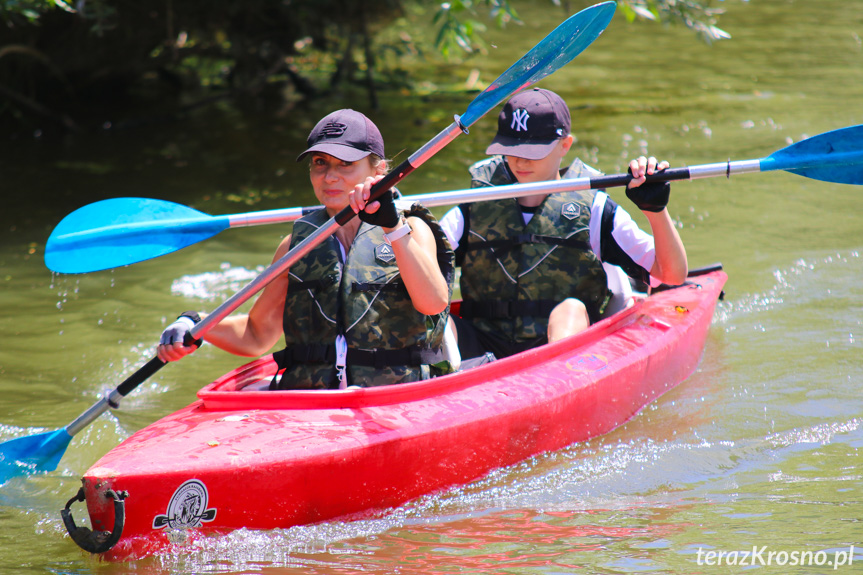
[3,1,617,483]
[45,122,863,274]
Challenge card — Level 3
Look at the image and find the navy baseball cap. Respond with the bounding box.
[297,109,385,162]
[485,88,571,160]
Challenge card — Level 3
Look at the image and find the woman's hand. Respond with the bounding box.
[349,175,400,229]
[157,315,202,362]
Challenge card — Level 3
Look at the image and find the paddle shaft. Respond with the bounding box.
[65,358,164,436]
[212,159,777,229]
[223,131,863,227]
[217,160,762,226]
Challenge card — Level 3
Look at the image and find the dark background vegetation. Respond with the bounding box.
[0,0,727,137]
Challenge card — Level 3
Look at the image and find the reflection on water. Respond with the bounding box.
[2,0,863,573]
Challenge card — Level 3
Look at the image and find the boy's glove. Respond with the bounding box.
[626,168,671,213]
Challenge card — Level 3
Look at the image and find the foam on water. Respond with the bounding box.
[712,250,861,326]
[170,263,266,301]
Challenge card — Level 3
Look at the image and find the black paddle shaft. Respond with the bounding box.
[114,357,166,403]
[590,167,694,189]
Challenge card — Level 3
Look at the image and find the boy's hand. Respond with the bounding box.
[626,156,670,213]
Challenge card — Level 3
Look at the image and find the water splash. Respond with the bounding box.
[713,251,861,324]
[170,263,266,301]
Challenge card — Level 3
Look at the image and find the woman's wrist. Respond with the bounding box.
[384,217,412,243]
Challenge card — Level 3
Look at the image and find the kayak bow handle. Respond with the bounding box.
[62,487,128,554]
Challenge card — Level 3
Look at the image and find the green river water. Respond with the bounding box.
[1,1,862,573]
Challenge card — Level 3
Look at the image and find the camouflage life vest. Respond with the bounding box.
[274,203,454,389]
[459,156,610,342]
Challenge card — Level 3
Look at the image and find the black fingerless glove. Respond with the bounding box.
[358,187,400,228]
[625,167,671,213]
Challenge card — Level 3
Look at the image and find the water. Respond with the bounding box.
[2,0,863,572]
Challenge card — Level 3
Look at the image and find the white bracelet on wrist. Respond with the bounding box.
[384,220,412,243]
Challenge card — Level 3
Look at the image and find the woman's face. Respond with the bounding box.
[309,153,382,212]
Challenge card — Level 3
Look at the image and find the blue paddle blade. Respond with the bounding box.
[761,124,863,185]
[45,198,231,274]
[459,1,616,128]
[0,428,72,484]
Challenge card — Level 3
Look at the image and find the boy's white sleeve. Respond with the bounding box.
[439,206,464,252]
[590,192,661,287]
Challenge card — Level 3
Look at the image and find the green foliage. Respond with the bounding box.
[617,0,730,42]
[0,0,731,133]
[432,0,731,57]
[432,0,521,57]
[0,0,73,25]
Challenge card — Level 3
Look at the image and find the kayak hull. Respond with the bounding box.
[77,270,726,559]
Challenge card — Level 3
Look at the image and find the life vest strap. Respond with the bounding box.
[351,281,407,293]
[273,344,445,371]
[287,274,338,293]
[465,233,590,253]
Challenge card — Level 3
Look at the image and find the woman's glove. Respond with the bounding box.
[358,188,400,228]
[159,312,203,351]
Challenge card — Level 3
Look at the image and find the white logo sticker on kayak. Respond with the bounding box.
[153,479,217,530]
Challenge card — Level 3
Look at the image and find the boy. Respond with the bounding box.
[440,88,688,359]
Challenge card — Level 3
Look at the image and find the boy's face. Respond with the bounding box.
[504,135,573,184]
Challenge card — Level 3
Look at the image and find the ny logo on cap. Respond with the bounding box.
[511,109,530,132]
[321,122,347,138]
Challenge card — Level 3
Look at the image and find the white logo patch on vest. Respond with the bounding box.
[561,202,581,220]
[375,242,396,264]
[511,109,530,132]
[153,479,217,531]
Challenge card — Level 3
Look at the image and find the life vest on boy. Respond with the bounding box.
[458,157,609,342]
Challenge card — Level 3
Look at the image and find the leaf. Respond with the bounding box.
[52,0,76,13]
[708,25,732,40]
[631,6,657,21]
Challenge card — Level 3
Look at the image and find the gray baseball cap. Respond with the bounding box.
[297,109,385,162]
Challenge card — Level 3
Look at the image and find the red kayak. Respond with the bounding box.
[63,267,726,560]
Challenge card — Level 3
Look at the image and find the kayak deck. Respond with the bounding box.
[77,269,726,560]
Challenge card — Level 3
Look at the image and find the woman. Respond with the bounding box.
[158,109,455,389]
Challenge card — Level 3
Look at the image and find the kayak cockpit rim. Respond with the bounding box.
[196,301,645,410]
[196,266,726,411]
